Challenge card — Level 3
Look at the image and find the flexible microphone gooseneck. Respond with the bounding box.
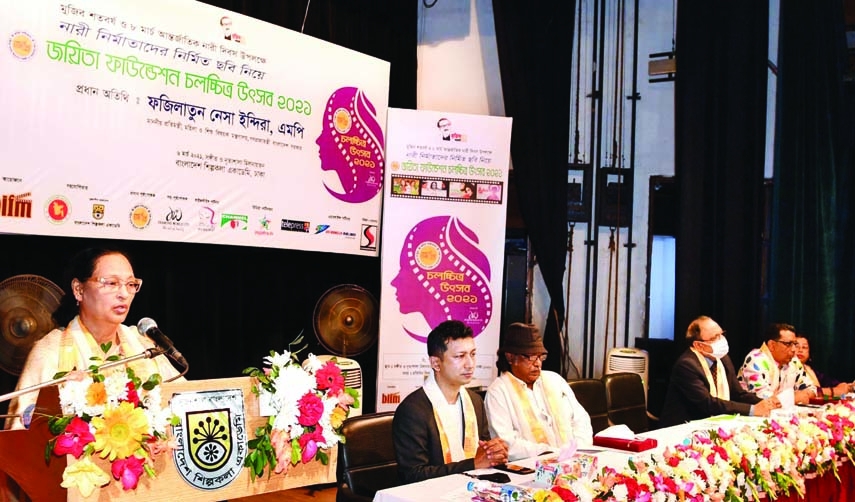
[137,317,189,375]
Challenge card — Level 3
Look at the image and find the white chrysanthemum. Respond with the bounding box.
[611,483,628,501]
[272,397,300,431]
[319,396,336,425]
[650,492,666,502]
[269,364,315,431]
[103,373,130,405]
[141,385,163,409]
[145,402,173,435]
[319,423,339,448]
[62,378,107,417]
[264,351,292,369]
[58,379,90,416]
[688,472,707,491]
[316,396,340,447]
[679,457,700,473]
[303,353,324,373]
[80,401,105,418]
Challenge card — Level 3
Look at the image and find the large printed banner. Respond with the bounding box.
[376,108,512,411]
[0,1,389,256]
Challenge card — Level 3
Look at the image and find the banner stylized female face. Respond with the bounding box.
[390,215,493,342]
[316,87,385,203]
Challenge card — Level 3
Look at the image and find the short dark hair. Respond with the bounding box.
[427,320,473,358]
[685,315,712,341]
[764,323,796,342]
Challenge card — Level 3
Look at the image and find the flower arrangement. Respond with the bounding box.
[242,344,359,480]
[46,343,176,498]
[529,400,855,502]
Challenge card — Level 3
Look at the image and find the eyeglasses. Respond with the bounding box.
[705,331,727,343]
[88,277,143,294]
[773,339,797,348]
[518,353,548,363]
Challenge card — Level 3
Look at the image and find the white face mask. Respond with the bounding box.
[708,337,729,360]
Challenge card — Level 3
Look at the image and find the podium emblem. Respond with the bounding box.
[187,409,232,471]
[171,389,247,490]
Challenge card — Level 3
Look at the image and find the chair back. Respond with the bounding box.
[337,411,398,502]
[567,378,609,435]
[601,372,649,433]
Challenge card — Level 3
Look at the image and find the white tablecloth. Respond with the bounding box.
[374,417,764,502]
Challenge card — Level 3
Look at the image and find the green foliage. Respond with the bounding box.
[244,421,276,481]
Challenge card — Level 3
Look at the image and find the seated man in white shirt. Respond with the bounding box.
[485,323,593,461]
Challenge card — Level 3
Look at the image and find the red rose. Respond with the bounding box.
[297,392,325,426]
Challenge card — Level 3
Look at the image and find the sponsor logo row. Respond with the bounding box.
[0,192,378,250]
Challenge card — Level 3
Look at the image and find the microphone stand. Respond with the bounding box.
[0,348,165,405]
[164,353,189,383]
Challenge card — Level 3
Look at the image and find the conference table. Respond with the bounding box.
[374,415,855,502]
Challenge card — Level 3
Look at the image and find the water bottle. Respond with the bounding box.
[499,483,536,501]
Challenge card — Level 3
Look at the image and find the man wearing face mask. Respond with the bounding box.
[659,316,779,427]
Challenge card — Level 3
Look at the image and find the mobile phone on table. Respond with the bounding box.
[494,463,535,475]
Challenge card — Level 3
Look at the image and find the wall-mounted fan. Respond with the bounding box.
[311,284,378,357]
[0,275,64,375]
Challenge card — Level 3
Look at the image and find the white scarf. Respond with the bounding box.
[422,371,478,462]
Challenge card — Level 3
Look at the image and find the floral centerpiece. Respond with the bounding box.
[242,344,359,480]
[527,400,855,502]
[46,343,177,498]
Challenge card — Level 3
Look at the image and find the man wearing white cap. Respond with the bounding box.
[485,323,593,461]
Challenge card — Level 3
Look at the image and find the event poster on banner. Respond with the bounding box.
[376,108,512,412]
[0,0,389,256]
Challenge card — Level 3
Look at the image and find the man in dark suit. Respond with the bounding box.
[659,316,780,427]
[393,320,508,483]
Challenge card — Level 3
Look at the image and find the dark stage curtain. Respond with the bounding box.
[673,1,769,362]
[770,1,855,381]
[492,0,575,373]
[198,0,417,109]
[0,1,417,415]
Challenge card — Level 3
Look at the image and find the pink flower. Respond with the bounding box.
[124,382,140,406]
[54,417,95,458]
[315,361,344,393]
[337,391,355,409]
[111,455,145,490]
[146,437,175,460]
[270,428,292,474]
[297,393,324,426]
[298,429,324,463]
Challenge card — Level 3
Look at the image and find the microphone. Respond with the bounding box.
[137,317,188,369]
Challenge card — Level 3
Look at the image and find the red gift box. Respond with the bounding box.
[592,436,658,452]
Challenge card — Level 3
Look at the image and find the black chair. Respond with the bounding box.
[336,412,399,502]
[601,372,658,433]
[567,378,610,435]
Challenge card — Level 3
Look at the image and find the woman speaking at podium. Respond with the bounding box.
[5,247,183,430]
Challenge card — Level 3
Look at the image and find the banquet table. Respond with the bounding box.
[373,417,855,502]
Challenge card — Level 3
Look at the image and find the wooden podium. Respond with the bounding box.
[0,377,337,502]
